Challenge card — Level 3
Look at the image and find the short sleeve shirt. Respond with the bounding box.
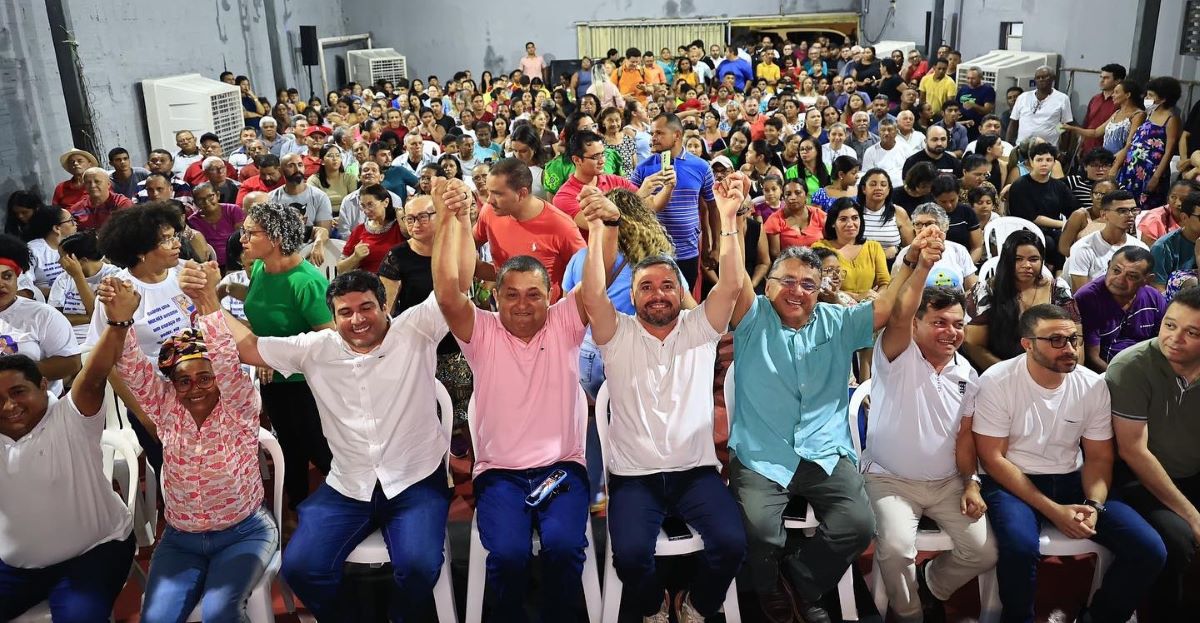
[473,201,586,301]
[85,267,196,358]
[763,208,827,250]
[1011,89,1073,144]
[729,297,876,486]
[630,151,716,260]
[1108,338,1200,479]
[1075,278,1165,361]
[244,259,333,382]
[0,297,81,396]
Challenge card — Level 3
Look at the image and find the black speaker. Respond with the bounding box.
[300,25,319,66]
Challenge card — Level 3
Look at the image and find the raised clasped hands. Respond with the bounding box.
[714,172,751,220]
[434,177,472,219]
[96,277,141,322]
[578,185,619,227]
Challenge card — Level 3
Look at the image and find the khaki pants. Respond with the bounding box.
[865,474,997,621]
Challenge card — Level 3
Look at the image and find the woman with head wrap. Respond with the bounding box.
[106,267,277,622]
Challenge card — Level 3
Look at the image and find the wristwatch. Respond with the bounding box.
[902,255,918,269]
[1084,499,1106,514]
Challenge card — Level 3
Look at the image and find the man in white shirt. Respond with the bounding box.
[1006,66,1073,147]
[581,175,747,621]
[892,204,979,292]
[895,110,926,154]
[972,304,1166,623]
[0,279,136,621]
[172,129,203,175]
[862,118,911,187]
[1064,190,1148,291]
[865,265,996,622]
[177,178,477,623]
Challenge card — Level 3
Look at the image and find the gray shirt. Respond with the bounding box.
[268,184,333,225]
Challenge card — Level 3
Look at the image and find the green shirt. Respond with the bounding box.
[541,149,622,196]
[1107,338,1200,479]
[244,259,333,382]
[1150,229,1197,284]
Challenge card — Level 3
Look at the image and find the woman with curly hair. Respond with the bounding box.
[236,202,334,519]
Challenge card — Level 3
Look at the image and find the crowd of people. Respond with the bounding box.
[2,33,1200,623]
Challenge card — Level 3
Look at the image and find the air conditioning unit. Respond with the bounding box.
[956,50,1058,91]
[872,40,918,61]
[348,48,408,87]
[142,74,243,154]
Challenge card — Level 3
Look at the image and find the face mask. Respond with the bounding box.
[1144,98,1157,111]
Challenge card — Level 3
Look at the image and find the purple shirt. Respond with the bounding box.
[187,203,246,268]
[1075,276,1167,362]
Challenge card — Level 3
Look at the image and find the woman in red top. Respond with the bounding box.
[763,176,827,260]
[337,184,404,274]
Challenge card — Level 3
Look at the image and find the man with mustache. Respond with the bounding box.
[267,153,333,231]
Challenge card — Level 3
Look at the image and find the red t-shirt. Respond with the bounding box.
[301,155,322,177]
[238,163,259,182]
[343,222,405,274]
[52,179,87,209]
[552,174,637,218]
[235,175,284,206]
[69,192,134,229]
[1081,92,1120,155]
[763,207,827,250]
[473,200,586,301]
[183,160,238,187]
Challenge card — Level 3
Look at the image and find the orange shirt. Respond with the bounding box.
[764,207,827,250]
[473,200,586,301]
[612,68,648,103]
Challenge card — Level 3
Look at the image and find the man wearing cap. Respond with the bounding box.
[710,155,735,183]
[173,130,203,176]
[69,167,133,230]
[183,133,236,187]
[301,126,329,177]
[53,149,99,208]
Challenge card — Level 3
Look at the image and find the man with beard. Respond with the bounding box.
[136,149,194,204]
[236,154,284,206]
[580,174,748,621]
[902,125,962,178]
[177,178,476,622]
[267,153,333,230]
[728,227,945,623]
[972,304,1166,623]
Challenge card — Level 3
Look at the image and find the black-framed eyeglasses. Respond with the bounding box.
[1106,208,1137,216]
[1031,334,1081,349]
[581,152,607,163]
[58,216,79,226]
[766,276,818,292]
[171,373,216,392]
[403,212,436,225]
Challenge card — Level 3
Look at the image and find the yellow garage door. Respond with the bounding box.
[576,19,728,60]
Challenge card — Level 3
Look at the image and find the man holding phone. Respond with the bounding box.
[581,173,750,620]
[433,173,620,621]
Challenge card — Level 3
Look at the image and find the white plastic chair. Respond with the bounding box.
[849,380,1002,623]
[593,383,742,622]
[724,364,860,620]
[174,428,289,622]
[975,527,1112,621]
[344,381,460,623]
[982,216,1045,260]
[464,390,603,623]
[13,430,140,623]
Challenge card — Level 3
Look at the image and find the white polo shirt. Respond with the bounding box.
[1064,230,1148,281]
[0,394,133,568]
[971,354,1111,475]
[1011,89,1073,145]
[257,292,449,501]
[864,340,978,480]
[0,296,82,397]
[861,142,912,187]
[598,304,723,476]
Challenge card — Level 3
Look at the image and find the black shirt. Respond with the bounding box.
[902,150,963,179]
[945,202,981,250]
[1008,174,1075,226]
[378,243,459,355]
[890,187,930,214]
[878,75,904,109]
[850,60,882,98]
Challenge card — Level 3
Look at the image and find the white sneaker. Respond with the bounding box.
[643,591,670,623]
[675,591,706,623]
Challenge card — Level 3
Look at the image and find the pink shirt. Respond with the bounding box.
[117,311,263,533]
[458,291,587,476]
[519,55,546,79]
[1136,205,1180,243]
[552,173,636,218]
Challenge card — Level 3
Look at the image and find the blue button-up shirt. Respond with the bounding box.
[730,296,875,486]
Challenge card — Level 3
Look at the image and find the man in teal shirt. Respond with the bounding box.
[1150,190,1200,284]
[728,229,944,623]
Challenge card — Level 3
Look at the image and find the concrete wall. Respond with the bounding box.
[343,0,861,82]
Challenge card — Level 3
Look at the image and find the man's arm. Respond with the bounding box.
[179,261,269,368]
[879,232,935,361]
[72,278,138,416]
[432,179,478,342]
[704,173,749,331]
[580,197,618,345]
[872,227,942,330]
[1079,436,1114,507]
[1115,417,1200,542]
[955,415,986,519]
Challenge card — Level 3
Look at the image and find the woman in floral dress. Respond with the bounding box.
[1115,76,1182,209]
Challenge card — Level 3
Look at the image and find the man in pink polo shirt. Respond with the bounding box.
[553,130,670,232]
[434,179,619,622]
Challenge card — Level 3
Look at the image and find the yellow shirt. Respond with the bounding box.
[811,239,891,296]
[757,63,781,91]
[919,74,958,116]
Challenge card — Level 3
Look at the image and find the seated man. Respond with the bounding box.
[177,179,477,622]
[973,304,1166,623]
[1109,285,1200,622]
[581,176,748,620]
[1064,190,1147,292]
[1075,246,1166,372]
[434,175,620,621]
[729,226,943,623]
[866,272,997,620]
[0,278,137,621]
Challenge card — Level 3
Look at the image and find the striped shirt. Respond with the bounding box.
[862,205,903,250]
[631,150,715,260]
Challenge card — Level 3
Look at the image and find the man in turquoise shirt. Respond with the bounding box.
[1150,190,1200,284]
[728,229,945,623]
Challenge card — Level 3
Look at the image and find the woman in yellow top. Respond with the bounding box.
[674,57,699,88]
[812,197,890,300]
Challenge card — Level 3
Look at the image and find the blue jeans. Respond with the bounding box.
[0,535,135,622]
[579,337,606,501]
[281,467,451,623]
[142,507,278,623]
[474,461,590,623]
[608,468,747,617]
[981,472,1167,623]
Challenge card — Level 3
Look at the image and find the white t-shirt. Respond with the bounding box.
[864,340,978,480]
[822,143,857,165]
[218,270,250,320]
[971,354,1112,475]
[17,272,45,303]
[27,239,63,291]
[48,263,122,345]
[257,293,449,502]
[0,394,133,568]
[891,240,977,289]
[0,296,81,396]
[267,185,333,226]
[1064,230,1148,281]
[896,130,926,154]
[861,142,912,187]
[85,267,195,358]
[1011,89,1073,145]
[598,304,724,476]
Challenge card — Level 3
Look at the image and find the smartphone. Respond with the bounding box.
[525,469,568,507]
[660,150,672,171]
[661,516,693,541]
